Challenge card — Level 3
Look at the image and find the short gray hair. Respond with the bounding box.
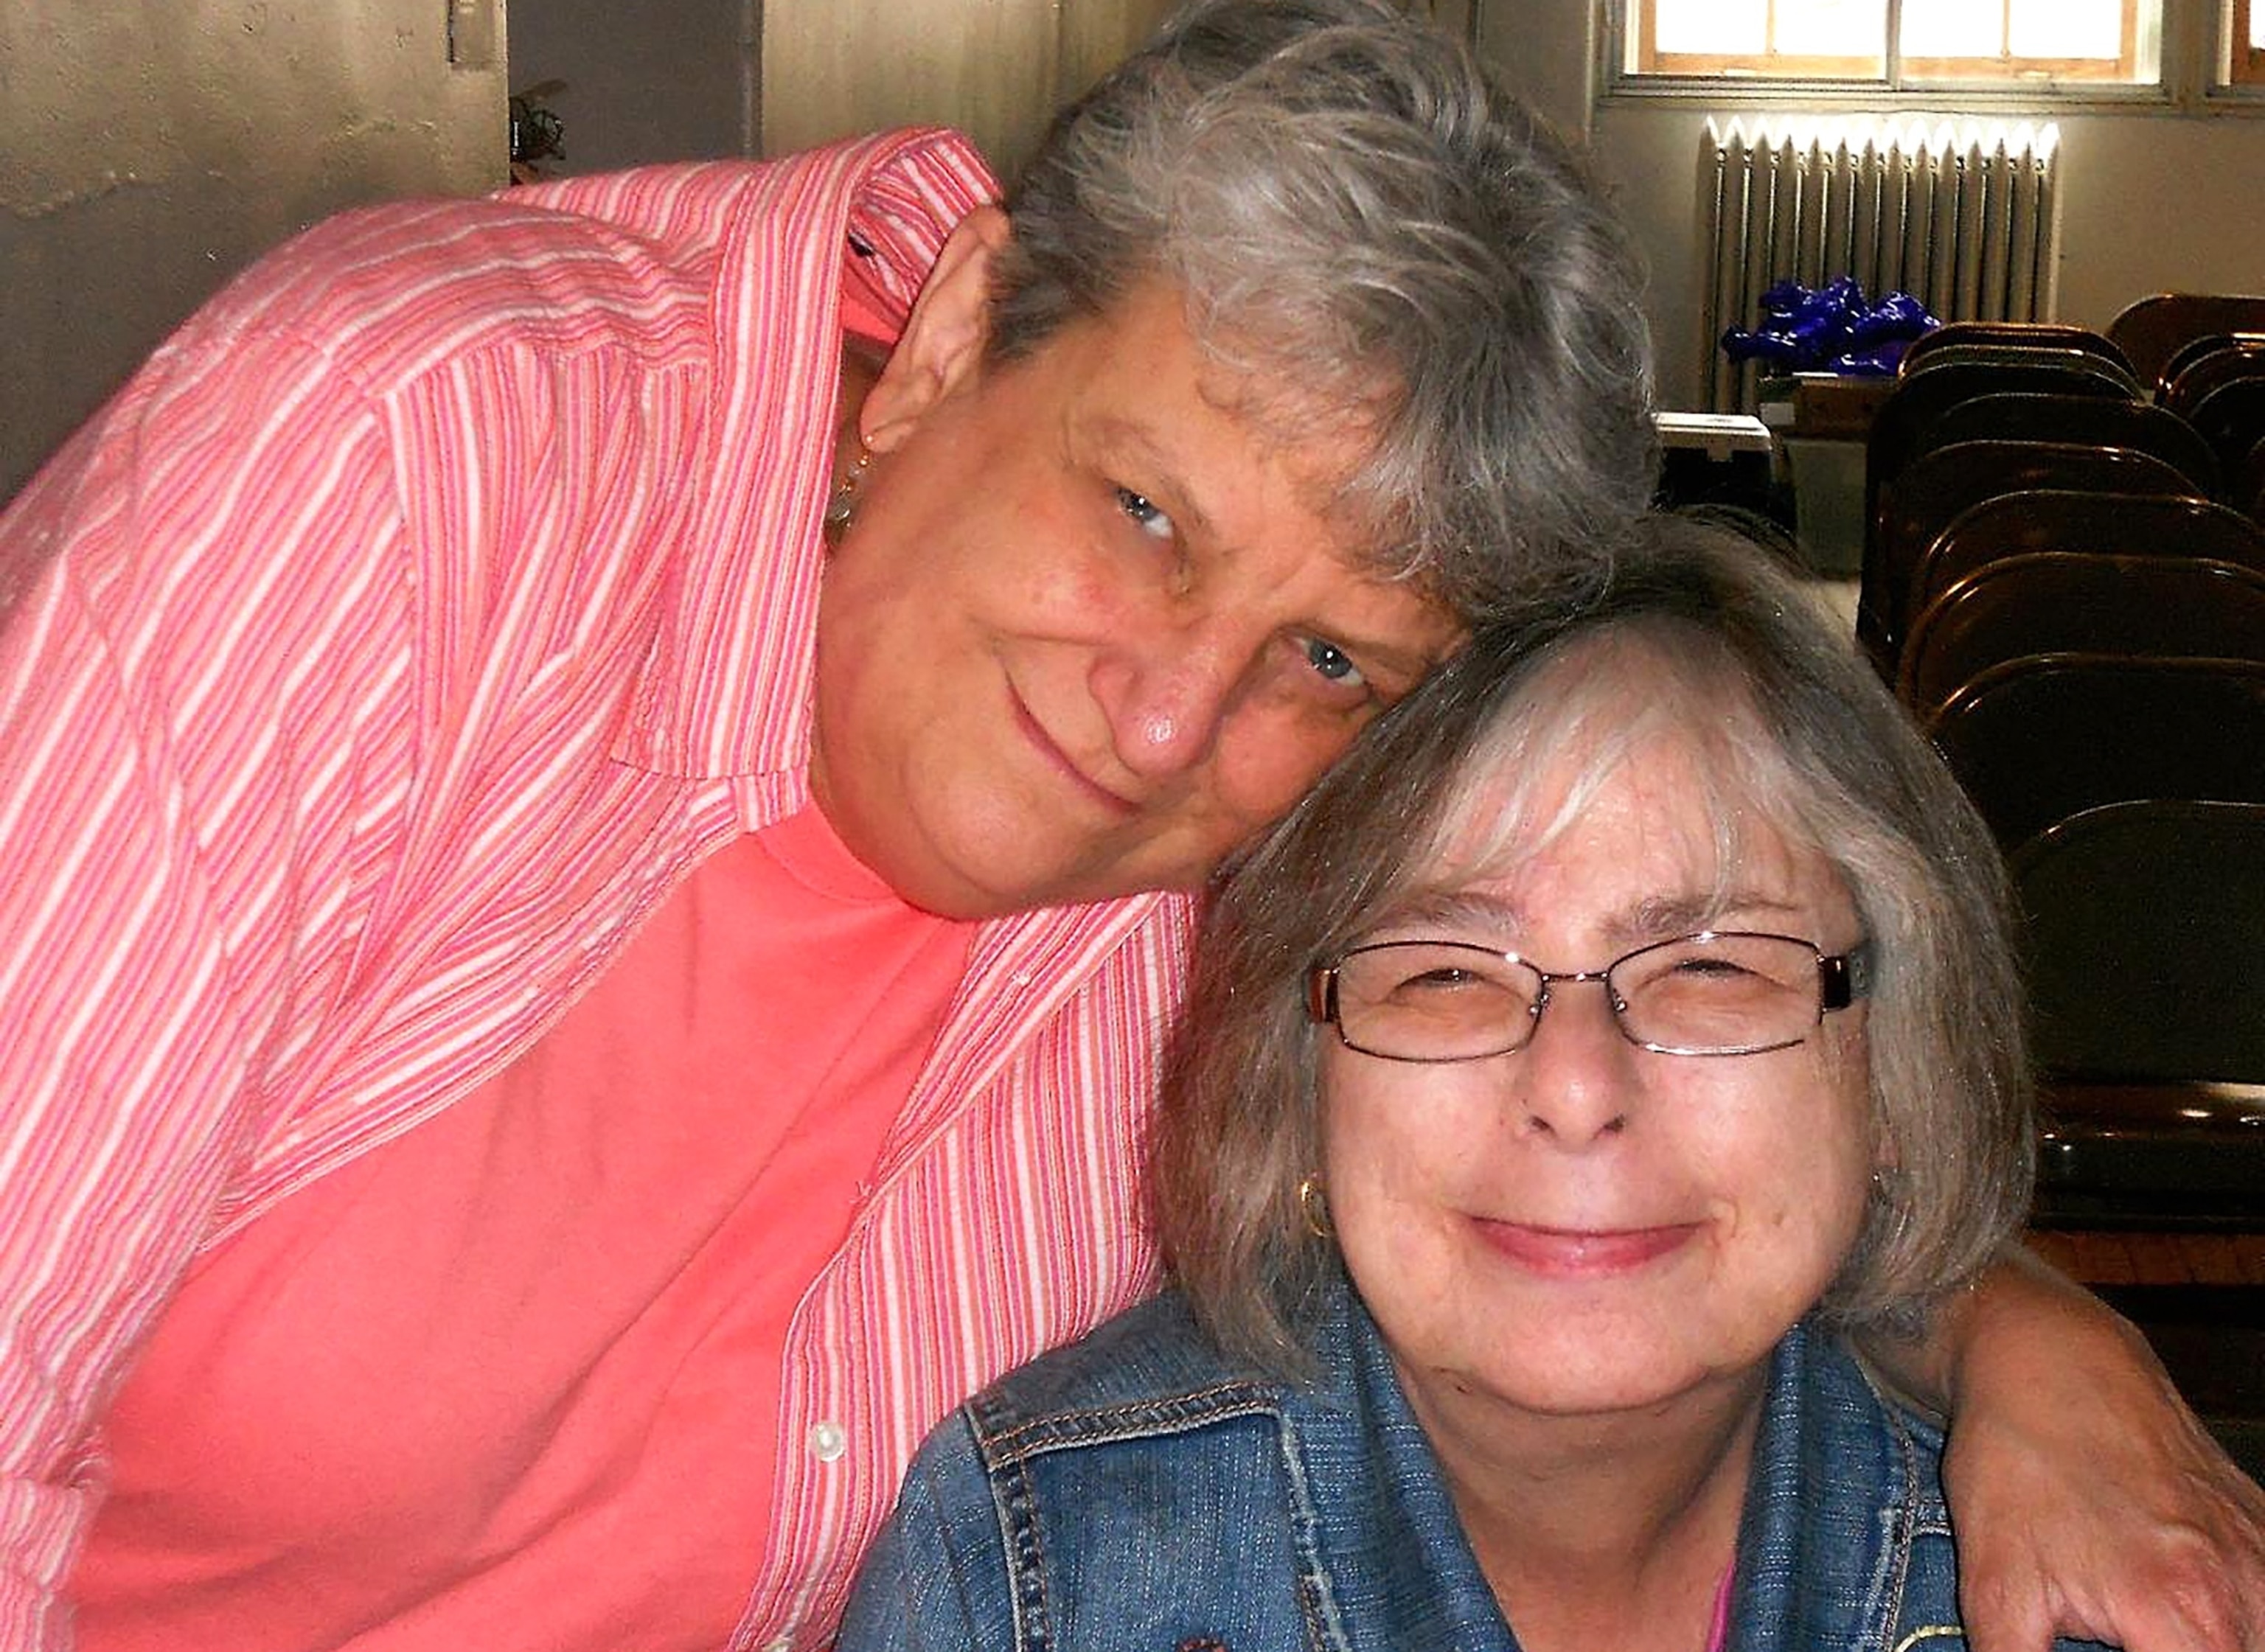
[992,0,1659,618]
[1152,516,2036,1374]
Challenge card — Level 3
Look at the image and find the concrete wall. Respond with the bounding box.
[512,0,1176,187]
[0,1,507,501]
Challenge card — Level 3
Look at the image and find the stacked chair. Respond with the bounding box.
[1869,308,2265,1476]
[2105,293,2265,390]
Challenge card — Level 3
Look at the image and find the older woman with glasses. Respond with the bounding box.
[836,517,2103,1651]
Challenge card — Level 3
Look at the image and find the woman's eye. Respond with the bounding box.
[1402,967,1481,991]
[1672,957,1755,980]
[1302,636,1366,689]
[1114,486,1175,542]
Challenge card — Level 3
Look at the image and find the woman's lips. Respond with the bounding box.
[1472,1219,1702,1277]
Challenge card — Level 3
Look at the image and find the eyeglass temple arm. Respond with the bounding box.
[1306,968,1339,1025]
[1820,940,1876,1013]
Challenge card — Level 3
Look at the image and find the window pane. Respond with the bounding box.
[1655,0,1764,55]
[2252,1,2265,51]
[1900,0,2001,57]
[2008,0,2120,57]
[1775,0,1888,57]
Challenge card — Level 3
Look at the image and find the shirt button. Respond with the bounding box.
[807,1420,847,1463]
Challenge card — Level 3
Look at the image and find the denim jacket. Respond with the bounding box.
[839,1279,2111,1652]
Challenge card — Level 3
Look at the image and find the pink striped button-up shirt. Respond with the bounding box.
[0,130,1192,1649]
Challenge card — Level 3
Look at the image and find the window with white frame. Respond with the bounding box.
[1626,0,2163,86]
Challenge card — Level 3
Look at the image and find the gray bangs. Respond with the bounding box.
[1382,627,1842,938]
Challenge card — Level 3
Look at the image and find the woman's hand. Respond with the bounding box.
[1879,1247,2265,1652]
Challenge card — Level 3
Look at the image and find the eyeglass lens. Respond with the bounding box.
[1329,933,1834,1061]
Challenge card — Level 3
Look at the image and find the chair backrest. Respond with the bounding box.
[2106,293,2265,391]
[1864,361,2134,576]
[2157,332,2265,402]
[2241,433,2265,525]
[1898,551,2265,714]
[1926,653,2265,853]
[1901,321,2136,379]
[1908,394,2219,496]
[2159,336,2265,419]
[1910,490,2265,639]
[2012,798,2265,1083]
[1857,442,2192,669]
[2189,376,2265,480]
[1901,341,2142,394]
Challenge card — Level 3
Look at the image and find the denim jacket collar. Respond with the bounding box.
[1285,1286,1515,1652]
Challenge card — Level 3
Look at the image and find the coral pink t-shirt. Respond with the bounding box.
[71,806,975,1651]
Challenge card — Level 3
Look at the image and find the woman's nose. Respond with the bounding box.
[1088,638,1242,781]
[1511,978,1638,1143]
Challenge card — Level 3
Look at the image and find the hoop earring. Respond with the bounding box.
[1297,1174,1335,1241]
[821,444,872,546]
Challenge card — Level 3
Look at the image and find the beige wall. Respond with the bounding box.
[0,1,506,501]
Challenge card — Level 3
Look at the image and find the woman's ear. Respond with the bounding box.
[859,205,1011,455]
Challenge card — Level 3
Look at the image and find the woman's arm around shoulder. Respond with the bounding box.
[1864,1244,2265,1652]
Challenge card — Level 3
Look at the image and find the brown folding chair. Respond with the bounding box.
[1909,491,2265,641]
[1900,321,2136,380]
[1898,551,2265,717]
[2015,799,2265,1227]
[2107,293,2265,392]
[2157,333,2265,405]
[1864,360,2135,584]
[2189,377,2265,482]
[1858,442,2191,672]
[2160,336,2265,419]
[1905,394,2219,498]
[2017,798,2265,1086]
[1925,653,2265,854]
[1902,341,2141,394]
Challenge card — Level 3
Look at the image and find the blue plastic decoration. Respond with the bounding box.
[1721,278,1940,378]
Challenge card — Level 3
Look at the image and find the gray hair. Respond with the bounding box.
[991,0,1659,618]
[1152,515,2036,1374]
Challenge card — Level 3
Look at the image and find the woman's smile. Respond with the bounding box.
[1006,680,1141,817]
[1471,1218,1703,1278]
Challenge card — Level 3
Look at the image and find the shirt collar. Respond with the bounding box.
[613,128,998,781]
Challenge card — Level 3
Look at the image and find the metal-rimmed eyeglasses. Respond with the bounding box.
[1307,930,1874,1062]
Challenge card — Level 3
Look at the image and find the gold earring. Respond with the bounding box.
[1869,1166,1911,1251]
[821,445,872,545]
[1297,1174,1334,1241]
